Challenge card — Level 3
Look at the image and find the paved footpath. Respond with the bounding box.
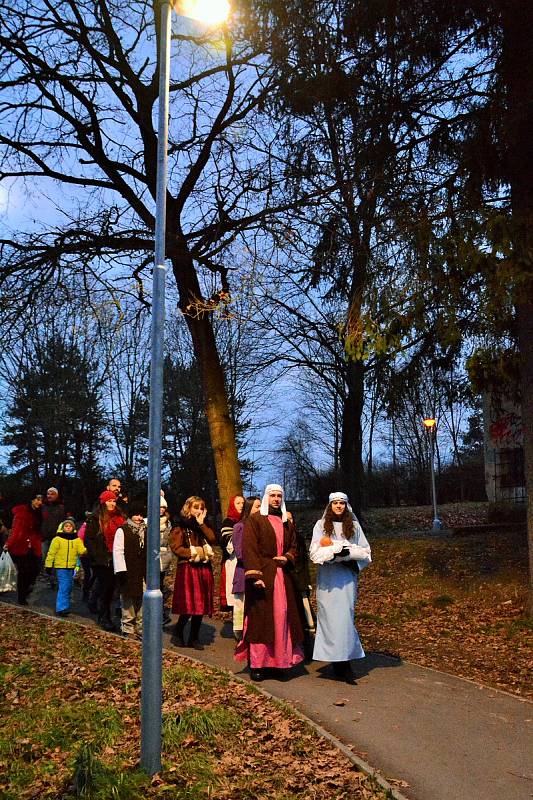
[2,583,532,800]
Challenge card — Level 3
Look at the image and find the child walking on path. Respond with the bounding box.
[112,501,146,639]
[44,518,87,616]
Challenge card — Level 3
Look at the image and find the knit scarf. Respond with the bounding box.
[102,511,125,552]
[127,517,146,544]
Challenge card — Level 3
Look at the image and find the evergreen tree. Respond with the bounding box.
[161,354,218,510]
[4,334,105,490]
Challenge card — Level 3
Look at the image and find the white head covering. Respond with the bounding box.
[260,483,288,522]
[322,491,357,521]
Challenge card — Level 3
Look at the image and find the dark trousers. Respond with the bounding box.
[175,614,202,643]
[91,564,116,624]
[11,553,41,604]
[80,555,93,600]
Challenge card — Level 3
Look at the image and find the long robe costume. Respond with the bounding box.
[310,495,371,663]
[170,516,216,616]
[235,485,304,670]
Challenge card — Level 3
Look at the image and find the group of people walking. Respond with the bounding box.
[167,482,371,684]
[1,480,372,683]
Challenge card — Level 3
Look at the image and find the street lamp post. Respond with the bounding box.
[423,417,442,532]
[141,0,171,776]
[142,0,230,775]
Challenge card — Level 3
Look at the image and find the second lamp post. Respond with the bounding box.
[423,417,442,531]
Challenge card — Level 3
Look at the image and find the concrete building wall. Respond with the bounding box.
[483,391,525,503]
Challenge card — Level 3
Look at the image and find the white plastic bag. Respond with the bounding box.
[0,550,17,592]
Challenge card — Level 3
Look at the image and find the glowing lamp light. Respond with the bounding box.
[175,0,230,24]
[423,417,436,429]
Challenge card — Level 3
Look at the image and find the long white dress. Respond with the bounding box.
[310,518,371,663]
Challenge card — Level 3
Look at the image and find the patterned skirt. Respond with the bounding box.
[172,562,214,616]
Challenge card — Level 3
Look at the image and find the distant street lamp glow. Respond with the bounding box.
[423,417,436,429]
[176,0,230,24]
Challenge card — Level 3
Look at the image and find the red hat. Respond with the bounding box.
[99,490,117,504]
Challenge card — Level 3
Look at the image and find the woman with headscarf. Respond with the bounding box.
[309,491,371,684]
[219,495,244,630]
[231,496,260,641]
[169,495,217,649]
[85,490,125,631]
[235,483,304,682]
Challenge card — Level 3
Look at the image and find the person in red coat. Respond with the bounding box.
[4,493,44,605]
[84,490,125,631]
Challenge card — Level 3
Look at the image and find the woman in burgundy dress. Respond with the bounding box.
[170,496,217,650]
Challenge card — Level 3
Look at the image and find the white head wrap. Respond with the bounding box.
[260,483,287,522]
[322,491,357,521]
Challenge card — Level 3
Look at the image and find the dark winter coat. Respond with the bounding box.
[6,504,43,558]
[293,523,312,594]
[113,522,146,602]
[85,510,125,567]
[219,516,236,561]
[41,501,66,542]
[243,513,304,647]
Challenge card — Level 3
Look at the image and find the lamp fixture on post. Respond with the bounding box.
[142,0,230,775]
[422,417,442,532]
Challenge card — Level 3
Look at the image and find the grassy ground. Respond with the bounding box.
[356,530,532,698]
[216,501,531,699]
[1,501,530,796]
[0,606,387,800]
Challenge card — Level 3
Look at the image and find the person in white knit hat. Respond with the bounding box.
[309,491,371,684]
[235,483,304,682]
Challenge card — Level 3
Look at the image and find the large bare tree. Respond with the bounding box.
[0,0,309,510]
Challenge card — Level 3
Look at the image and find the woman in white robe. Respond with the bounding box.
[309,491,371,683]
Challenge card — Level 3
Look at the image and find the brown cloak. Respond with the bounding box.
[243,513,304,646]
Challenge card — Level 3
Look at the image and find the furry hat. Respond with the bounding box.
[128,499,147,518]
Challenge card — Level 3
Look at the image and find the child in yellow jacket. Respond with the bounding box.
[45,518,86,616]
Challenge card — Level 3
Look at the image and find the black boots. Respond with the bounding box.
[188,615,203,649]
[332,661,356,685]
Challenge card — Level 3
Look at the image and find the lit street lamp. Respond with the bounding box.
[143,0,230,775]
[422,417,442,532]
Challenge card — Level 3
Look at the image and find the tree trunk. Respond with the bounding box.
[172,257,242,514]
[516,303,533,616]
[339,359,365,517]
[500,0,533,616]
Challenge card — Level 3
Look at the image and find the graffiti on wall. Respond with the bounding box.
[489,411,522,448]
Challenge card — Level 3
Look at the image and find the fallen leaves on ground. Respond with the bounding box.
[0,607,387,800]
[352,507,532,699]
